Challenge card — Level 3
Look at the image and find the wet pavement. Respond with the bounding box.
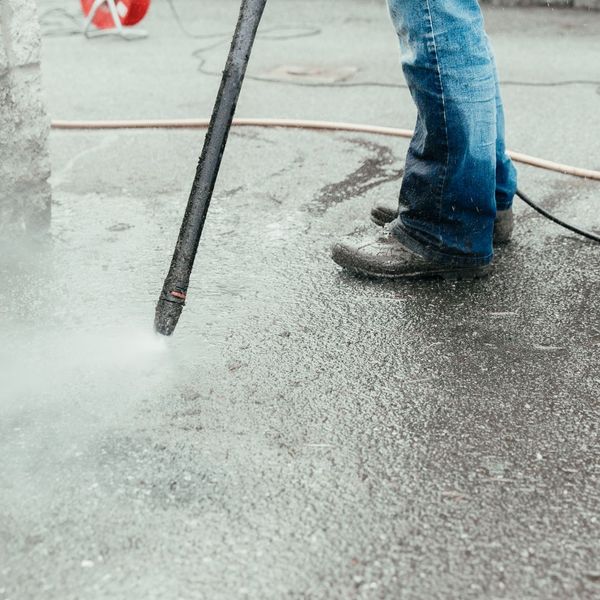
[1,1,599,598]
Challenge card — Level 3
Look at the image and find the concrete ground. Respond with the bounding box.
[1,1,600,598]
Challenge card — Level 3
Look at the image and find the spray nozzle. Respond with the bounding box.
[154,290,186,336]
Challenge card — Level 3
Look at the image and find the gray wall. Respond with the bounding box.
[0,0,51,233]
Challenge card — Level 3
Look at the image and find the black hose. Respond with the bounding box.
[154,0,268,336]
[516,188,600,243]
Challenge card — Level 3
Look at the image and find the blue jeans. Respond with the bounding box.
[388,0,518,267]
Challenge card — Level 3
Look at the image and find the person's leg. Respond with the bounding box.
[486,37,518,212]
[388,0,497,266]
[369,36,517,241]
[368,34,516,243]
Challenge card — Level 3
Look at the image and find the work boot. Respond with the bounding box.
[370,199,514,245]
[331,227,492,280]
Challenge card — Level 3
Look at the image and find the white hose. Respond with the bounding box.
[50,117,600,182]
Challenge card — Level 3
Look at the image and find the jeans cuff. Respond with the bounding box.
[391,220,494,268]
[496,190,516,212]
[496,200,513,212]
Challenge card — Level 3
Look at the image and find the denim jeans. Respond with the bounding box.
[388,0,518,266]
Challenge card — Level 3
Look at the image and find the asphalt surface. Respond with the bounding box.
[1,1,599,598]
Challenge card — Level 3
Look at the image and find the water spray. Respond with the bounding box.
[154,0,267,336]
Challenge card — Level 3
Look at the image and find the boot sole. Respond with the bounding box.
[343,264,492,281]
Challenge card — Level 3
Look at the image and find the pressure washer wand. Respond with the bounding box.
[154,0,268,336]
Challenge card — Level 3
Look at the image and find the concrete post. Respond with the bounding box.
[0,0,51,233]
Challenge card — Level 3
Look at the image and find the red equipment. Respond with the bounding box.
[81,0,150,33]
